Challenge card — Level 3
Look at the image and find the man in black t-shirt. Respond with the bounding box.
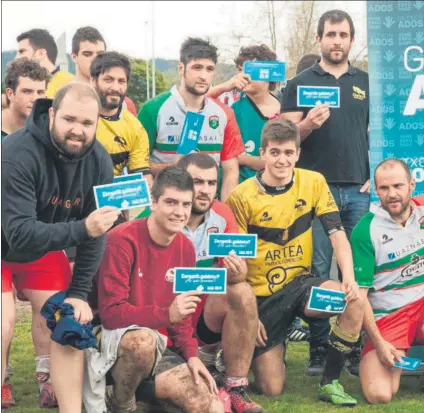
[282,9,370,378]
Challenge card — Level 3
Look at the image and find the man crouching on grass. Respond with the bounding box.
[83,167,223,413]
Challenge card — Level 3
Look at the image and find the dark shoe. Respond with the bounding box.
[287,325,310,342]
[345,346,361,377]
[305,345,328,376]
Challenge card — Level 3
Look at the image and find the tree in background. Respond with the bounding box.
[127,58,167,111]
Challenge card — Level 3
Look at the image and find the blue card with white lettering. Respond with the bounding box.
[177,112,205,155]
[394,357,422,371]
[307,287,347,313]
[113,173,143,184]
[173,268,227,294]
[94,179,151,210]
[297,86,340,108]
[243,61,286,82]
[207,233,257,258]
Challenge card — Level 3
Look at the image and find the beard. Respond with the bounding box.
[50,119,94,158]
[381,197,411,218]
[321,47,350,65]
[191,197,213,215]
[95,84,126,110]
[185,83,209,97]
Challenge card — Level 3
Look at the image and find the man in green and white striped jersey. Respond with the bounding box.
[351,159,424,405]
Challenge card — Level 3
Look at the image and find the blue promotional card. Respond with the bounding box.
[177,112,205,155]
[307,287,347,313]
[297,86,340,108]
[94,179,151,210]
[394,357,422,371]
[113,173,143,184]
[243,61,286,82]
[207,233,257,258]
[173,268,227,294]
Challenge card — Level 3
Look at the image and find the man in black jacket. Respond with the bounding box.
[1,82,120,413]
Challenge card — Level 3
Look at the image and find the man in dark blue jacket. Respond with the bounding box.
[1,82,120,413]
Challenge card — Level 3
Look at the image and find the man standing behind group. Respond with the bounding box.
[2,58,49,140]
[2,82,120,413]
[16,29,74,98]
[90,52,152,184]
[138,37,245,201]
[282,9,370,376]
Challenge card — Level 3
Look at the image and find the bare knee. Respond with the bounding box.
[227,282,257,313]
[119,329,157,364]
[364,388,393,405]
[256,378,284,398]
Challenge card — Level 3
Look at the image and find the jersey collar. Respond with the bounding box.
[100,105,123,121]
[371,201,418,227]
[171,84,207,113]
[312,59,357,76]
[255,170,295,195]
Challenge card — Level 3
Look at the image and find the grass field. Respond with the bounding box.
[7,312,424,413]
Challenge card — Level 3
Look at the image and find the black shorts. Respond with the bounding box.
[196,307,222,345]
[254,274,325,358]
[106,348,185,404]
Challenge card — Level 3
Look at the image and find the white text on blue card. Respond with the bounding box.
[307,287,347,313]
[94,179,151,210]
[394,357,422,371]
[297,86,340,108]
[177,112,205,155]
[243,61,286,82]
[207,233,257,258]
[173,268,227,294]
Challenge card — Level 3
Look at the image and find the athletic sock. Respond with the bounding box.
[198,346,217,367]
[321,345,345,386]
[225,376,248,390]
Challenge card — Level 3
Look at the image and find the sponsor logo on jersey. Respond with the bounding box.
[419,216,424,230]
[245,140,255,153]
[166,116,179,126]
[114,136,127,146]
[209,115,219,129]
[207,226,219,234]
[167,135,176,142]
[352,86,366,100]
[381,234,394,244]
[401,254,424,278]
[260,212,272,222]
[387,237,424,260]
[295,199,307,211]
[165,268,175,283]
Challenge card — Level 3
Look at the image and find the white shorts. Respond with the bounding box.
[83,325,167,413]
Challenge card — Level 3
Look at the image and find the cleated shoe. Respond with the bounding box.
[1,384,16,408]
[345,346,361,377]
[218,388,232,413]
[228,386,263,413]
[105,385,137,413]
[287,325,310,342]
[318,380,357,406]
[305,345,328,376]
[37,372,58,408]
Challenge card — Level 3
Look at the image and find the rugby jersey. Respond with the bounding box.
[96,106,150,176]
[226,169,339,296]
[137,85,245,166]
[46,69,75,98]
[351,203,424,321]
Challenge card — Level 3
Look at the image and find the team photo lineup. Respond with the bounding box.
[1,3,424,413]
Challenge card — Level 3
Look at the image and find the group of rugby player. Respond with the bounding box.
[2,7,423,413]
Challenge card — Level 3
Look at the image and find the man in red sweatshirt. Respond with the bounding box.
[84,167,223,413]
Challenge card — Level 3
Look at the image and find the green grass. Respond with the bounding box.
[7,315,424,413]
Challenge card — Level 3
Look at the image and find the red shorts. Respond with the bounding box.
[1,251,72,293]
[362,297,424,358]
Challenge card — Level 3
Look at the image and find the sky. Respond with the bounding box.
[1,1,366,61]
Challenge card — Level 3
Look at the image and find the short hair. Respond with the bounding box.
[317,10,355,40]
[177,153,219,177]
[90,51,131,81]
[261,117,300,150]
[180,37,218,65]
[151,166,194,200]
[17,29,58,65]
[4,58,50,104]
[374,159,412,184]
[52,82,100,113]
[72,26,106,55]
[234,44,278,91]
[296,54,320,74]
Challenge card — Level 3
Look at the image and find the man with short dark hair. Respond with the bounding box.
[226,117,364,406]
[2,58,50,139]
[16,29,74,98]
[282,9,370,376]
[90,51,152,184]
[2,82,120,413]
[351,159,424,404]
[138,37,245,202]
[84,167,223,413]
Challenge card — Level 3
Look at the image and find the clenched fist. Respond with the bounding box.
[85,206,120,238]
[169,291,202,324]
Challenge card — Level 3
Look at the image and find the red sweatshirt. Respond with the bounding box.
[96,218,198,360]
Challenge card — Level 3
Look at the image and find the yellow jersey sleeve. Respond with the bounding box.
[46,71,75,98]
[128,120,150,174]
[225,186,250,234]
[313,173,339,217]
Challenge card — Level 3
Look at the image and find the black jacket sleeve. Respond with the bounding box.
[68,155,114,300]
[1,160,89,255]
